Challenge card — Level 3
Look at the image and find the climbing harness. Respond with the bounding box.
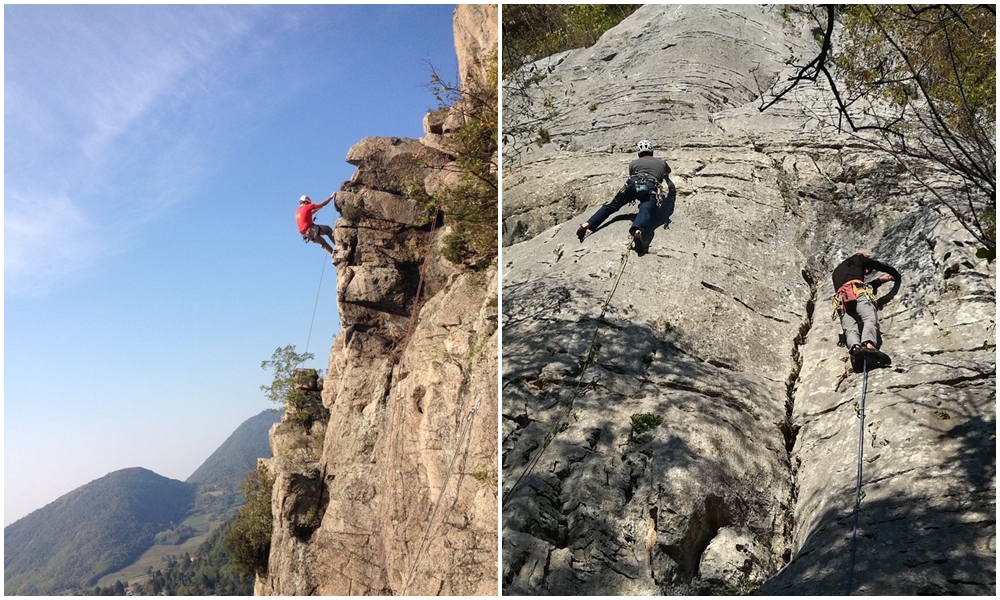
[626,174,664,207]
[654,184,666,208]
[630,174,659,197]
[606,175,664,212]
[304,255,328,355]
[502,234,633,508]
[403,391,483,594]
[845,355,868,595]
[831,279,877,319]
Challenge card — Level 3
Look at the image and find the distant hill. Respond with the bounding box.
[4,410,281,595]
[186,409,281,498]
[3,467,195,595]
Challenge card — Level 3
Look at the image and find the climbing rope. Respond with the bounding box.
[375,207,449,593]
[403,390,484,594]
[845,355,868,595]
[502,234,634,508]
[304,254,328,355]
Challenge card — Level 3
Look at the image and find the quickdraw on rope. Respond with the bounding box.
[403,390,484,594]
[502,234,633,509]
[845,355,868,595]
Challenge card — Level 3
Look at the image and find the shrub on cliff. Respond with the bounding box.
[224,465,274,578]
[260,345,314,404]
[502,4,641,76]
[428,53,498,268]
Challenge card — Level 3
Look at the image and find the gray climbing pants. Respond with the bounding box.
[303,224,335,255]
[841,295,879,349]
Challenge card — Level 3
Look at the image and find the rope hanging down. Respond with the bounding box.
[503,235,633,508]
[402,390,484,594]
[845,355,869,595]
[304,255,328,355]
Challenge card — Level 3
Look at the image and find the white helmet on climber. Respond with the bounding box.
[637,139,653,155]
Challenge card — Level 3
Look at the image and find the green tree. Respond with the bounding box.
[760,5,995,258]
[224,465,274,579]
[259,345,314,405]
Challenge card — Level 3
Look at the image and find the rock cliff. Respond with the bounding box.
[257,5,497,595]
[502,5,994,595]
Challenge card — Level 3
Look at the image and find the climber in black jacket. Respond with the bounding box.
[576,139,670,254]
[831,252,901,370]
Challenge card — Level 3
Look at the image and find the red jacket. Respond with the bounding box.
[296,203,319,234]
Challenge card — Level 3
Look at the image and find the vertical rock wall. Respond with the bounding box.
[501,4,994,595]
[258,5,498,596]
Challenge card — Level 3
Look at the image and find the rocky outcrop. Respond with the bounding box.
[502,4,994,596]
[454,4,498,89]
[258,5,497,596]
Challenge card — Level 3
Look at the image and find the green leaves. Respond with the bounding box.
[426,54,498,268]
[502,4,642,76]
[630,412,663,435]
[224,465,275,579]
[794,4,996,255]
[259,345,314,405]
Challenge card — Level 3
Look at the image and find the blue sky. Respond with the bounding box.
[4,3,461,525]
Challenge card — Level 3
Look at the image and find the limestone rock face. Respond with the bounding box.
[454,4,498,89]
[502,4,995,596]
[257,5,498,596]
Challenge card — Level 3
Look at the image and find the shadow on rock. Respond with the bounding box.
[503,272,792,595]
[757,474,996,595]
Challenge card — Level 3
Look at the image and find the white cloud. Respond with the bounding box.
[3,190,106,296]
[3,5,272,296]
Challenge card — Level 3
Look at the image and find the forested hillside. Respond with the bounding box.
[85,518,253,596]
[4,468,195,595]
[5,410,280,595]
[187,409,281,514]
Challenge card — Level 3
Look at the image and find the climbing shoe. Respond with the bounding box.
[576,224,589,242]
[854,345,891,369]
[868,348,891,367]
[632,230,646,254]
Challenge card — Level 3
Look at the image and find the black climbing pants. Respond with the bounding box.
[585,176,658,239]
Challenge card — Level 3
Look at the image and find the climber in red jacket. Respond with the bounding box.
[832,252,901,371]
[296,193,337,257]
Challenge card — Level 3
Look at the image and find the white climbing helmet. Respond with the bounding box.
[299,195,311,204]
[637,139,653,154]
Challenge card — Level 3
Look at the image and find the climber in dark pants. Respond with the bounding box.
[832,252,901,371]
[577,139,671,254]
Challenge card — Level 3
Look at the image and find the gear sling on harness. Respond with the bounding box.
[625,174,664,207]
